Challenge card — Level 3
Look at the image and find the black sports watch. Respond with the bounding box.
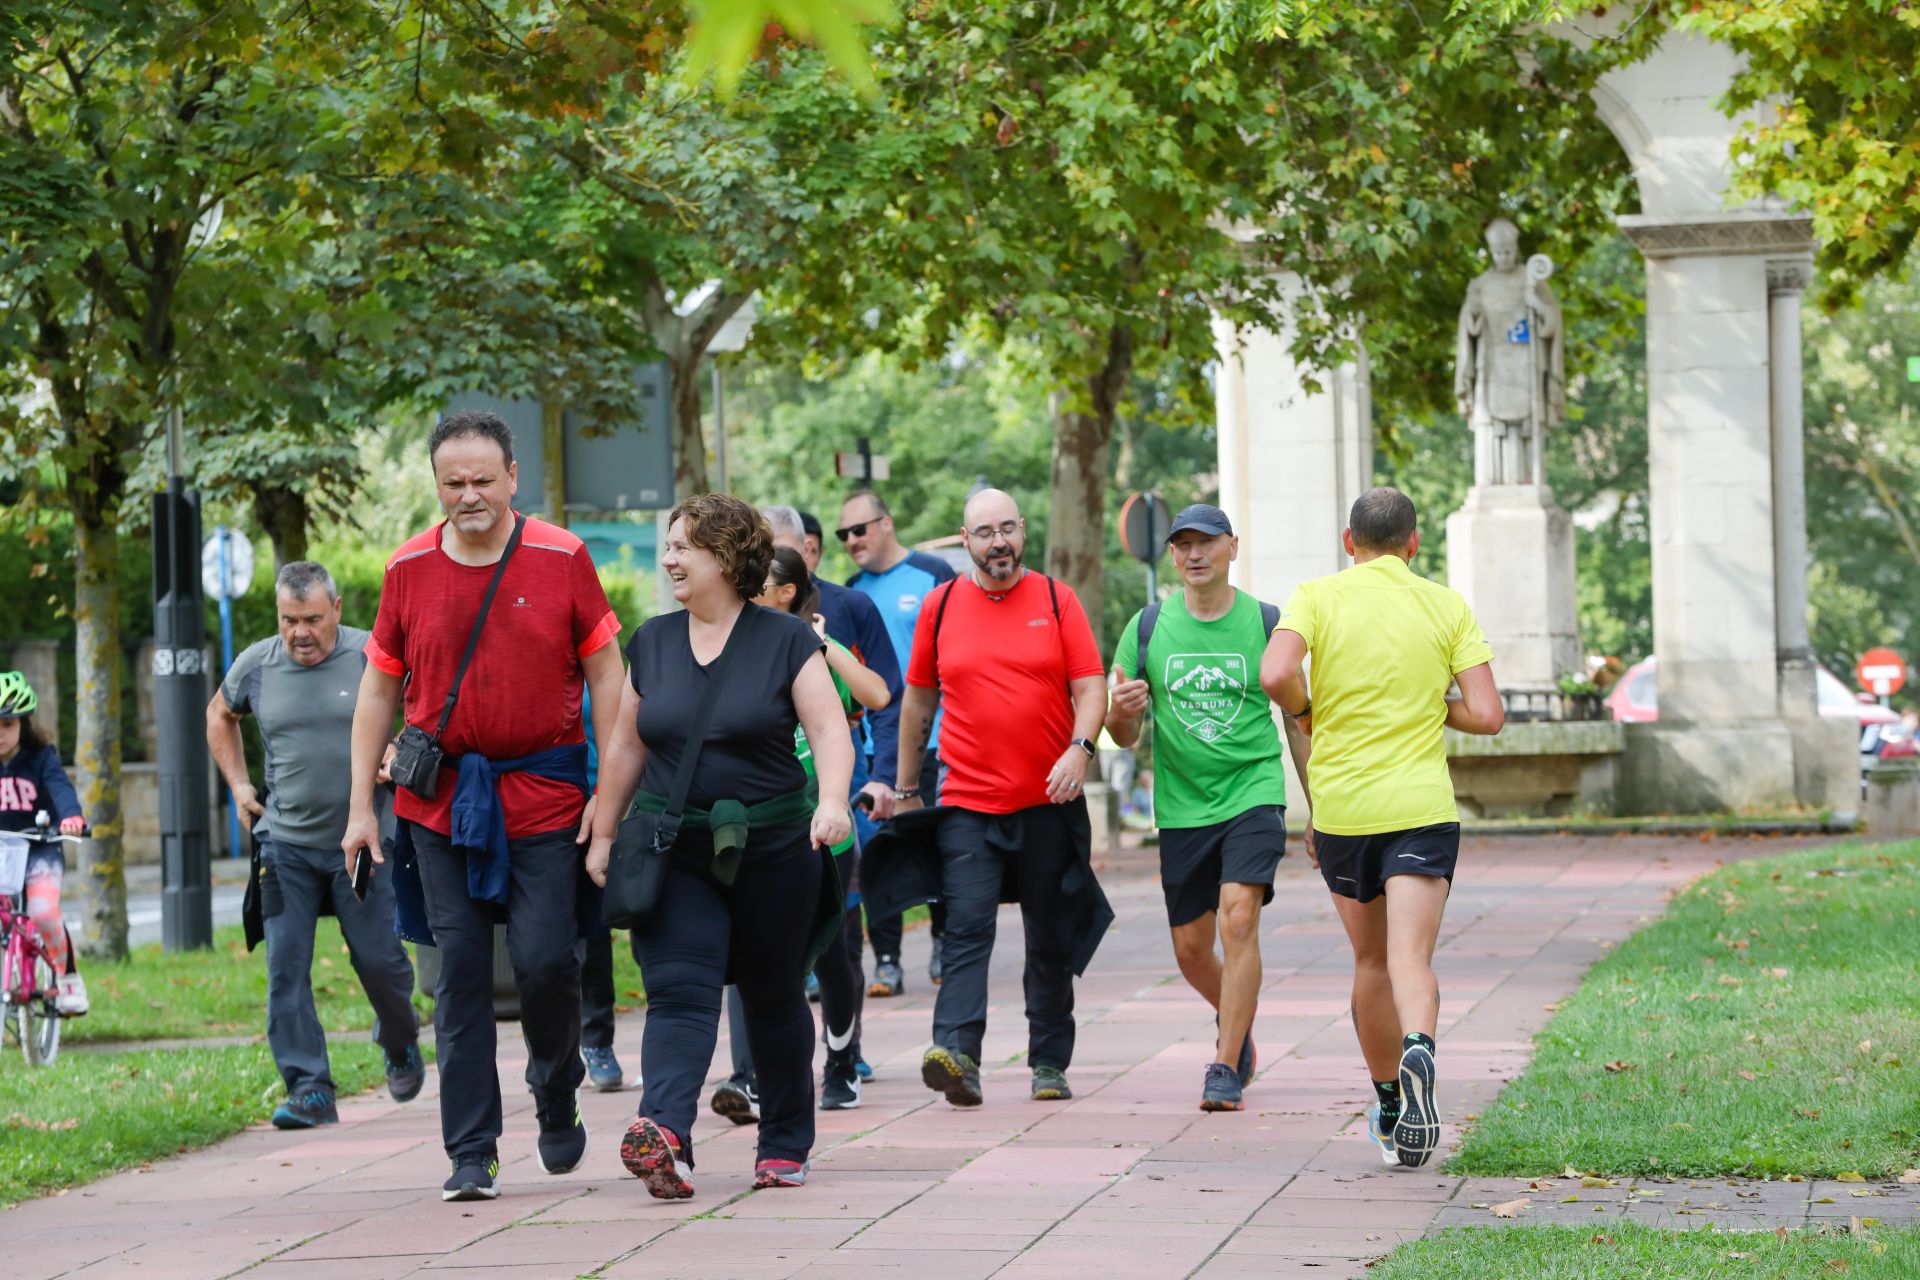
[1071,737,1097,758]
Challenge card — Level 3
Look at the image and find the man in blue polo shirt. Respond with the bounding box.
[840,489,956,994]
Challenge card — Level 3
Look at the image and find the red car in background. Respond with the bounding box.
[1605,655,1904,778]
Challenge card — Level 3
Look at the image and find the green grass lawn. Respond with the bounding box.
[1369,1222,1920,1280]
[1453,840,1920,1180]
[4,921,651,1207]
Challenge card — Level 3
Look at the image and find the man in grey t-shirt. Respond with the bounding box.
[207,560,422,1129]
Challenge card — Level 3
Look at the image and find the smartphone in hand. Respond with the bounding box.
[350,847,372,902]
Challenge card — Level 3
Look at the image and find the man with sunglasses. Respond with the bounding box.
[893,489,1109,1107]
[840,490,956,995]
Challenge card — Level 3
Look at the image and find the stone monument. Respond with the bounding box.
[1445,217,1582,693]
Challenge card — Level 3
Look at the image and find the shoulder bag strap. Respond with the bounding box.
[432,513,526,738]
[927,578,959,676]
[660,603,761,832]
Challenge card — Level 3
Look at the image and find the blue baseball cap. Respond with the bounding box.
[1166,503,1233,540]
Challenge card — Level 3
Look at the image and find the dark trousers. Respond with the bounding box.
[867,751,946,961]
[632,835,822,1167]
[412,821,584,1161]
[260,839,418,1099]
[931,805,1080,1069]
[726,851,865,1083]
[580,931,615,1050]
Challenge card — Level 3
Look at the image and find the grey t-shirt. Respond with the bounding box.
[221,626,371,850]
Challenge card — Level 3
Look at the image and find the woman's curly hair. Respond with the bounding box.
[671,493,776,601]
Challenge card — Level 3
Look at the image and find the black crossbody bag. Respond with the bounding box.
[388,514,526,801]
[602,604,759,929]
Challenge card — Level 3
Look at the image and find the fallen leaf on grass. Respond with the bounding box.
[1604,1061,1634,1073]
[1837,1172,1867,1183]
[1737,1070,1757,1081]
[1729,1251,1752,1260]
[1491,1197,1530,1218]
[1589,1234,1613,1245]
[1796,1108,1823,1120]
[1899,1170,1920,1185]
[1768,967,1790,979]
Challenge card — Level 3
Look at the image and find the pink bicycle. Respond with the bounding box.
[1,813,85,1066]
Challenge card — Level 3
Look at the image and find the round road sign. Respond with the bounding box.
[201,528,255,601]
[1119,492,1171,564]
[1855,647,1908,698]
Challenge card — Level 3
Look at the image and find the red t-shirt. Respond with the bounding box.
[906,571,1104,814]
[367,515,620,839]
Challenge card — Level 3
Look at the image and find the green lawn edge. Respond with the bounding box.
[1449,839,1920,1180]
[1368,1221,1920,1280]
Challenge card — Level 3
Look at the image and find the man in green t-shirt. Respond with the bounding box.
[1107,504,1310,1114]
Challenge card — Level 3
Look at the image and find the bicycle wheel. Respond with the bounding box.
[20,953,59,1066]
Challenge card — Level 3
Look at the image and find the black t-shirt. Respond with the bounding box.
[627,605,824,814]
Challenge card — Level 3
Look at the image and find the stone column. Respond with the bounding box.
[1767,257,1816,719]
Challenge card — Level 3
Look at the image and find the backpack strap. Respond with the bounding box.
[926,578,960,678]
[1136,601,1164,688]
[1259,598,1280,637]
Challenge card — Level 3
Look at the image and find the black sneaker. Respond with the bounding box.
[536,1092,589,1175]
[1200,1062,1244,1112]
[1030,1065,1072,1101]
[271,1090,339,1129]
[822,1048,862,1111]
[442,1156,501,1202]
[1395,1043,1440,1168]
[869,957,904,998]
[386,1043,426,1104]
[921,1047,982,1107]
[928,935,945,985]
[710,1076,760,1125]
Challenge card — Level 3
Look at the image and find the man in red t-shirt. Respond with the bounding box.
[894,488,1108,1107]
[342,411,623,1203]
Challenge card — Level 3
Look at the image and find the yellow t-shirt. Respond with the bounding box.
[1277,554,1492,836]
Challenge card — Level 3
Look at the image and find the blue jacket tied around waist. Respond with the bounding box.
[388,743,589,946]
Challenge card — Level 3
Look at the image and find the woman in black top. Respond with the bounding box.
[588,494,853,1198]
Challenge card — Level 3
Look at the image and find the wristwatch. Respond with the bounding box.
[1071,737,1097,758]
[892,786,921,802]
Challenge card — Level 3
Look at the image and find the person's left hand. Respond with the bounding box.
[1045,747,1089,804]
[59,815,84,836]
[576,794,598,847]
[1303,825,1319,869]
[811,612,830,641]
[811,798,852,851]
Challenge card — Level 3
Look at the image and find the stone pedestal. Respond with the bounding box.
[1866,760,1920,838]
[1618,720,1797,815]
[1445,485,1581,692]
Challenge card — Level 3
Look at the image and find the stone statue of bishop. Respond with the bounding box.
[1454,218,1565,487]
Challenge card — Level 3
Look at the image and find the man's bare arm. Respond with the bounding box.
[205,690,264,830]
[1445,663,1504,735]
[894,683,940,797]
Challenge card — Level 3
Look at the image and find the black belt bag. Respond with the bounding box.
[603,604,759,928]
[390,515,525,801]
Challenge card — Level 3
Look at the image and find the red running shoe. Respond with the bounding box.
[621,1117,695,1200]
[752,1158,809,1189]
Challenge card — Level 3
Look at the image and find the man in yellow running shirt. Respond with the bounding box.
[1260,487,1504,1170]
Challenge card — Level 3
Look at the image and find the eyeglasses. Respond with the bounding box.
[835,517,884,542]
[966,520,1022,542]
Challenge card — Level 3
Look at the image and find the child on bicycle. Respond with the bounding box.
[0,672,88,1014]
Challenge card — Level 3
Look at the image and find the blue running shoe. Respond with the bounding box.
[272,1090,338,1129]
[581,1044,625,1092]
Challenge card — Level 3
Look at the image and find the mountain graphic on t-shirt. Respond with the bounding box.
[1170,664,1245,694]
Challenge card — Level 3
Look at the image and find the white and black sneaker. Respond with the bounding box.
[822,1049,862,1111]
[1394,1042,1440,1168]
[442,1156,502,1202]
[710,1075,760,1125]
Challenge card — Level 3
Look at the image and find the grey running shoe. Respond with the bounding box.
[536,1092,589,1174]
[710,1076,760,1125]
[1030,1065,1072,1101]
[921,1047,983,1107]
[581,1044,625,1092]
[869,957,904,998]
[385,1043,426,1104]
[1200,1062,1244,1112]
[1217,1014,1256,1087]
[1395,1043,1440,1168]
[442,1156,501,1202]
[271,1090,338,1129]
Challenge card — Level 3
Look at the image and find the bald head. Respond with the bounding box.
[961,489,1026,584]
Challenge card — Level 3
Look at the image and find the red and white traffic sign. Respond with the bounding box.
[1856,647,1908,698]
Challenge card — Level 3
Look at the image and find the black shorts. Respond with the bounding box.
[1157,805,1285,928]
[1313,822,1459,904]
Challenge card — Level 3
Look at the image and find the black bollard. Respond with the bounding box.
[153,477,212,951]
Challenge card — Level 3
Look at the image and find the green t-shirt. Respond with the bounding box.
[796,639,857,854]
[1113,590,1287,829]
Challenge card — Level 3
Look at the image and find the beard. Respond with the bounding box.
[970,540,1024,583]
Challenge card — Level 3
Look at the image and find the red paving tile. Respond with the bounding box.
[19,834,1870,1280]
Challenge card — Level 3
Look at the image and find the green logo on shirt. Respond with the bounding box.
[1163,653,1249,743]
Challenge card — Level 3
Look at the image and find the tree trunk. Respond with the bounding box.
[667,350,710,500]
[71,512,129,959]
[251,485,309,570]
[541,397,568,528]
[1045,324,1136,648]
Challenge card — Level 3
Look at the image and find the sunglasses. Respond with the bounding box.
[835,518,884,541]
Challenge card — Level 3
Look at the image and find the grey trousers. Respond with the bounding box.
[261,839,419,1099]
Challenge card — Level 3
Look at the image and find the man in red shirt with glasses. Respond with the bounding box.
[893,488,1109,1107]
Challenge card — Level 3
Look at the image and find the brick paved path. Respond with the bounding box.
[16,834,1914,1279]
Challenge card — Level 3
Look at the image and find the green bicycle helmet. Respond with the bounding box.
[0,671,37,718]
